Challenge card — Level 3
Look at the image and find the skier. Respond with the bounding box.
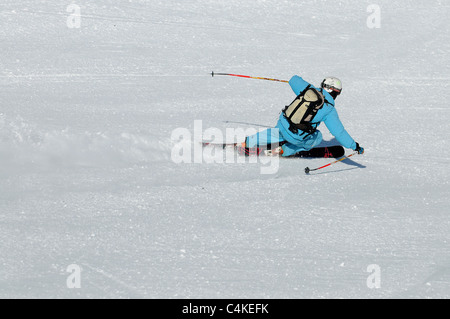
[244,75,364,157]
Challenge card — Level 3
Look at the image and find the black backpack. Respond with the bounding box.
[283,85,325,135]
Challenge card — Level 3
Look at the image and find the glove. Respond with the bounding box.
[354,142,364,155]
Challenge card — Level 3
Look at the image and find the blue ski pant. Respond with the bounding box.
[245,117,323,157]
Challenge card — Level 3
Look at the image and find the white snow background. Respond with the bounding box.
[0,0,449,298]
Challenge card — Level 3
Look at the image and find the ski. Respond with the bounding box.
[202,141,344,158]
[201,141,263,156]
[291,145,345,158]
[201,141,241,148]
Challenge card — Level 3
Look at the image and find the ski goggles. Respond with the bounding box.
[322,83,342,95]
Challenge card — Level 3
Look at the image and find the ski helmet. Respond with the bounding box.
[321,77,342,99]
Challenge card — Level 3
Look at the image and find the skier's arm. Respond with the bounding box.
[289,75,311,95]
[323,108,357,150]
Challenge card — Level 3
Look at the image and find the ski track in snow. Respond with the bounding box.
[0,114,170,171]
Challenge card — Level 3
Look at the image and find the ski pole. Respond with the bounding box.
[211,71,289,84]
[305,151,358,174]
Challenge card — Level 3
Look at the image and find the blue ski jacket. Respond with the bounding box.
[283,75,357,150]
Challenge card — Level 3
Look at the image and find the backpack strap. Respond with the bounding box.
[320,88,334,107]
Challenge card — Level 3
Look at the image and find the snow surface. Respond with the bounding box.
[1,0,450,299]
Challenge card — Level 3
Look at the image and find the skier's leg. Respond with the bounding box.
[280,131,323,156]
[302,130,323,150]
[245,128,285,148]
